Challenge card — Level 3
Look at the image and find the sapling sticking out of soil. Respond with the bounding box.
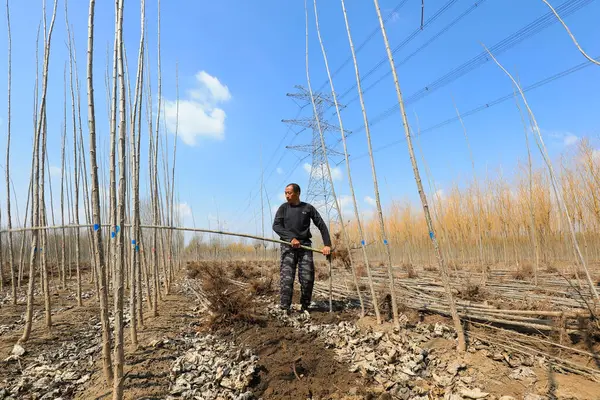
[87,0,114,383]
[372,0,466,350]
[313,0,366,318]
[113,0,127,396]
[340,0,393,325]
[5,0,16,304]
[21,0,58,344]
[303,0,351,313]
[65,2,82,306]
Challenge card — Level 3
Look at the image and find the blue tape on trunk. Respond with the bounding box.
[135,245,139,252]
[383,239,388,245]
[361,240,365,246]
[132,239,136,245]
[116,226,120,233]
[94,224,100,231]
[429,231,435,239]
[111,232,116,239]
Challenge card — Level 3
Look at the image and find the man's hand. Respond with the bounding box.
[322,246,331,256]
[291,238,301,248]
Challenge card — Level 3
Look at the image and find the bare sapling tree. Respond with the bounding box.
[40,102,51,328]
[113,0,127,397]
[373,0,466,349]
[154,0,167,298]
[514,89,539,285]
[109,0,119,292]
[452,98,485,281]
[485,46,599,301]
[303,0,337,312]
[5,0,16,304]
[135,55,145,328]
[87,0,114,383]
[144,53,159,316]
[21,0,58,343]
[341,0,397,327]
[65,3,82,306]
[311,0,365,316]
[169,62,179,287]
[60,68,67,289]
[128,0,145,347]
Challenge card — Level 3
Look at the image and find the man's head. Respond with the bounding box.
[284,183,301,204]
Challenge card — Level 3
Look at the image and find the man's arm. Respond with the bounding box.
[272,204,294,242]
[310,205,331,247]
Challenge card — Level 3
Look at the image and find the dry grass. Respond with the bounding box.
[188,261,266,330]
[512,264,534,280]
[457,281,485,301]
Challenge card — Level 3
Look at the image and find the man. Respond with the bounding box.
[273,183,331,313]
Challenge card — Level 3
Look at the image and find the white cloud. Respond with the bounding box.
[435,189,445,200]
[164,71,231,146]
[177,202,192,219]
[563,134,579,146]
[545,130,580,147]
[49,165,62,179]
[364,196,376,207]
[303,162,343,181]
[188,71,232,103]
[276,167,284,175]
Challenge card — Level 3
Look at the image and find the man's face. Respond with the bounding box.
[285,186,300,204]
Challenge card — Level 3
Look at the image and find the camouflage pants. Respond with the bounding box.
[279,244,314,309]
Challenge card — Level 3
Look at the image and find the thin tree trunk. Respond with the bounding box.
[514,90,539,285]
[153,0,163,308]
[109,0,119,294]
[452,98,485,283]
[21,0,58,343]
[65,4,82,306]
[113,0,126,397]
[40,102,51,329]
[311,0,366,316]
[373,0,466,350]
[87,0,114,383]
[341,0,396,327]
[128,0,145,347]
[5,0,16,305]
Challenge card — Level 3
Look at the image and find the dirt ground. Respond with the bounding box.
[229,313,373,399]
[2,263,600,399]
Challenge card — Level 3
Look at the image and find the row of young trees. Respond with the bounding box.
[0,1,186,398]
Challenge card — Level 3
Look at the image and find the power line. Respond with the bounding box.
[338,0,487,109]
[315,0,411,92]
[347,56,599,161]
[348,0,594,135]
[337,0,464,101]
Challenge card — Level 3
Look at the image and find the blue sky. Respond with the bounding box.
[0,0,598,242]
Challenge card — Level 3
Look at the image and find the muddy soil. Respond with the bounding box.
[230,311,372,399]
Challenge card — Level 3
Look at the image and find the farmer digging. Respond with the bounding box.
[273,183,331,314]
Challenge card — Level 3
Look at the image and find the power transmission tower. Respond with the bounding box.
[282,85,349,226]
